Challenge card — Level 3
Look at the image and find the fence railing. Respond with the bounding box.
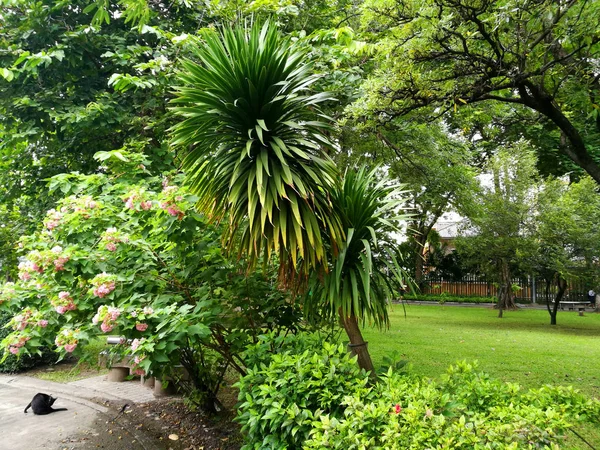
[421,274,590,303]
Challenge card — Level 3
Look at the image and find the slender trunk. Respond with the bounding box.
[414,234,426,287]
[338,309,375,376]
[497,258,517,317]
[549,276,567,326]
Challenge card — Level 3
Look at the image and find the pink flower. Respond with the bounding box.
[92,314,99,325]
[108,307,120,320]
[46,220,59,230]
[58,291,71,300]
[55,305,67,314]
[64,343,77,353]
[135,323,148,332]
[167,205,180,217]
[125,197,135,209]
[54,256,69,271]
[105,242,117,252]
[141,200,152,210]
[134,368,145,376]
[31,263,43,273]
[9,347,19,355]
[100,322,114,333]
[394,404,402,414]
[67,302,77,311]
[131,338,141,352]
[425,409,433,419]
[19,272,31,281]
[134,355,142,364]
[38,320,49,328]
[142,306,154,315]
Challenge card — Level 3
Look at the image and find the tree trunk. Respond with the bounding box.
[547,276,567,326]
[497,258,517,317]
[338,309,375,376]
[414,234,427,287]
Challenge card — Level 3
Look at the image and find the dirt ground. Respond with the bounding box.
[94,396,243,450]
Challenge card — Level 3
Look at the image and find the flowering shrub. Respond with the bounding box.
[0,149,300,410]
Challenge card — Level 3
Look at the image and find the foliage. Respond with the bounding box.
[455,142,539,312]
[0,310,56,373]
[171,21,342,279]
[0,150,299,411]
[305,168,410,327]
[305,361,600,449]
[357,0,600,183]
[237,333,600,449]
[235,332,371,449]
[535,176,600,324]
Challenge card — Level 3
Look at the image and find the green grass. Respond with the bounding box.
[363,305,600,449]
[364,305,600,399]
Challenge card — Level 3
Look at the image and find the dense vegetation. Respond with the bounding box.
[2,0,600,447]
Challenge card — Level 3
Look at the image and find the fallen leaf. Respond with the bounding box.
[168,434,179,441]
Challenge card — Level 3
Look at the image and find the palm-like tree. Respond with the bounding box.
[171,22,342,279]
[171,22,411,373]
[305,168,411,373]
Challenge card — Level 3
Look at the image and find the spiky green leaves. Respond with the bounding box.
[170,22,342,277]
[305,168,411,328]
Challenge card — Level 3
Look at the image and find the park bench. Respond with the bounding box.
[557,301,592,316]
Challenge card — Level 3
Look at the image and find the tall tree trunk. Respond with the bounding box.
[338,309,375,376]
[414,233,427,288]
[497,258,517,317]
[547,276,567,325]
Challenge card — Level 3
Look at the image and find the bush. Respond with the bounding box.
[236,334,600,449]
[0,311,56,373]
[305,361,600,449]
[235,332,371,449]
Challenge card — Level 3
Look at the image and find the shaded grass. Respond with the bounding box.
[29,338,109,383]
[363,305,600,449]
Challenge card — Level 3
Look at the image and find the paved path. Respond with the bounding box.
[0,374,160,450]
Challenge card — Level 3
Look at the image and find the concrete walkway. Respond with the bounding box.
[0,374,160,450]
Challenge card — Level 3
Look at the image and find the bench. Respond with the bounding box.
[558,301,592,316]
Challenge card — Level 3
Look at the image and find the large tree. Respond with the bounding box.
[359,0,600,182]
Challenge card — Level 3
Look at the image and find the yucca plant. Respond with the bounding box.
[170,21,342,280]
[305,168,411,373]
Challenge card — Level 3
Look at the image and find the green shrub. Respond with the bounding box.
[235,332,371,450]
[305,361,600,449]
[0,311,57,373]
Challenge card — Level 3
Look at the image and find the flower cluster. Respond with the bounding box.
[90,272,117,298]
[51,291,77,314]
[123,189,153,211]
[70,195,98,219]
[51,245,70,271]
[55,328,79,353]
[92,305,121,333]
[132,353,146,376]
[18,257,43,281]
[129,306,154,332]
[8,308,46,331]
[7,335,31,355]
[159,185,185,220]
[0,282,16,304]
[100,227,129,252]
[44,209,63,231]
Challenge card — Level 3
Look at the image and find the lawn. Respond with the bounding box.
[364,305,600,449]
[364,304,600,400]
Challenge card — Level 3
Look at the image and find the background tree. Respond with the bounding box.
[455,142,538,317]
[358,0,600,183]
[535,177,600,325]
[335,120,478,286]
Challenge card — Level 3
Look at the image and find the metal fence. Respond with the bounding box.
[422,274,590,303]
